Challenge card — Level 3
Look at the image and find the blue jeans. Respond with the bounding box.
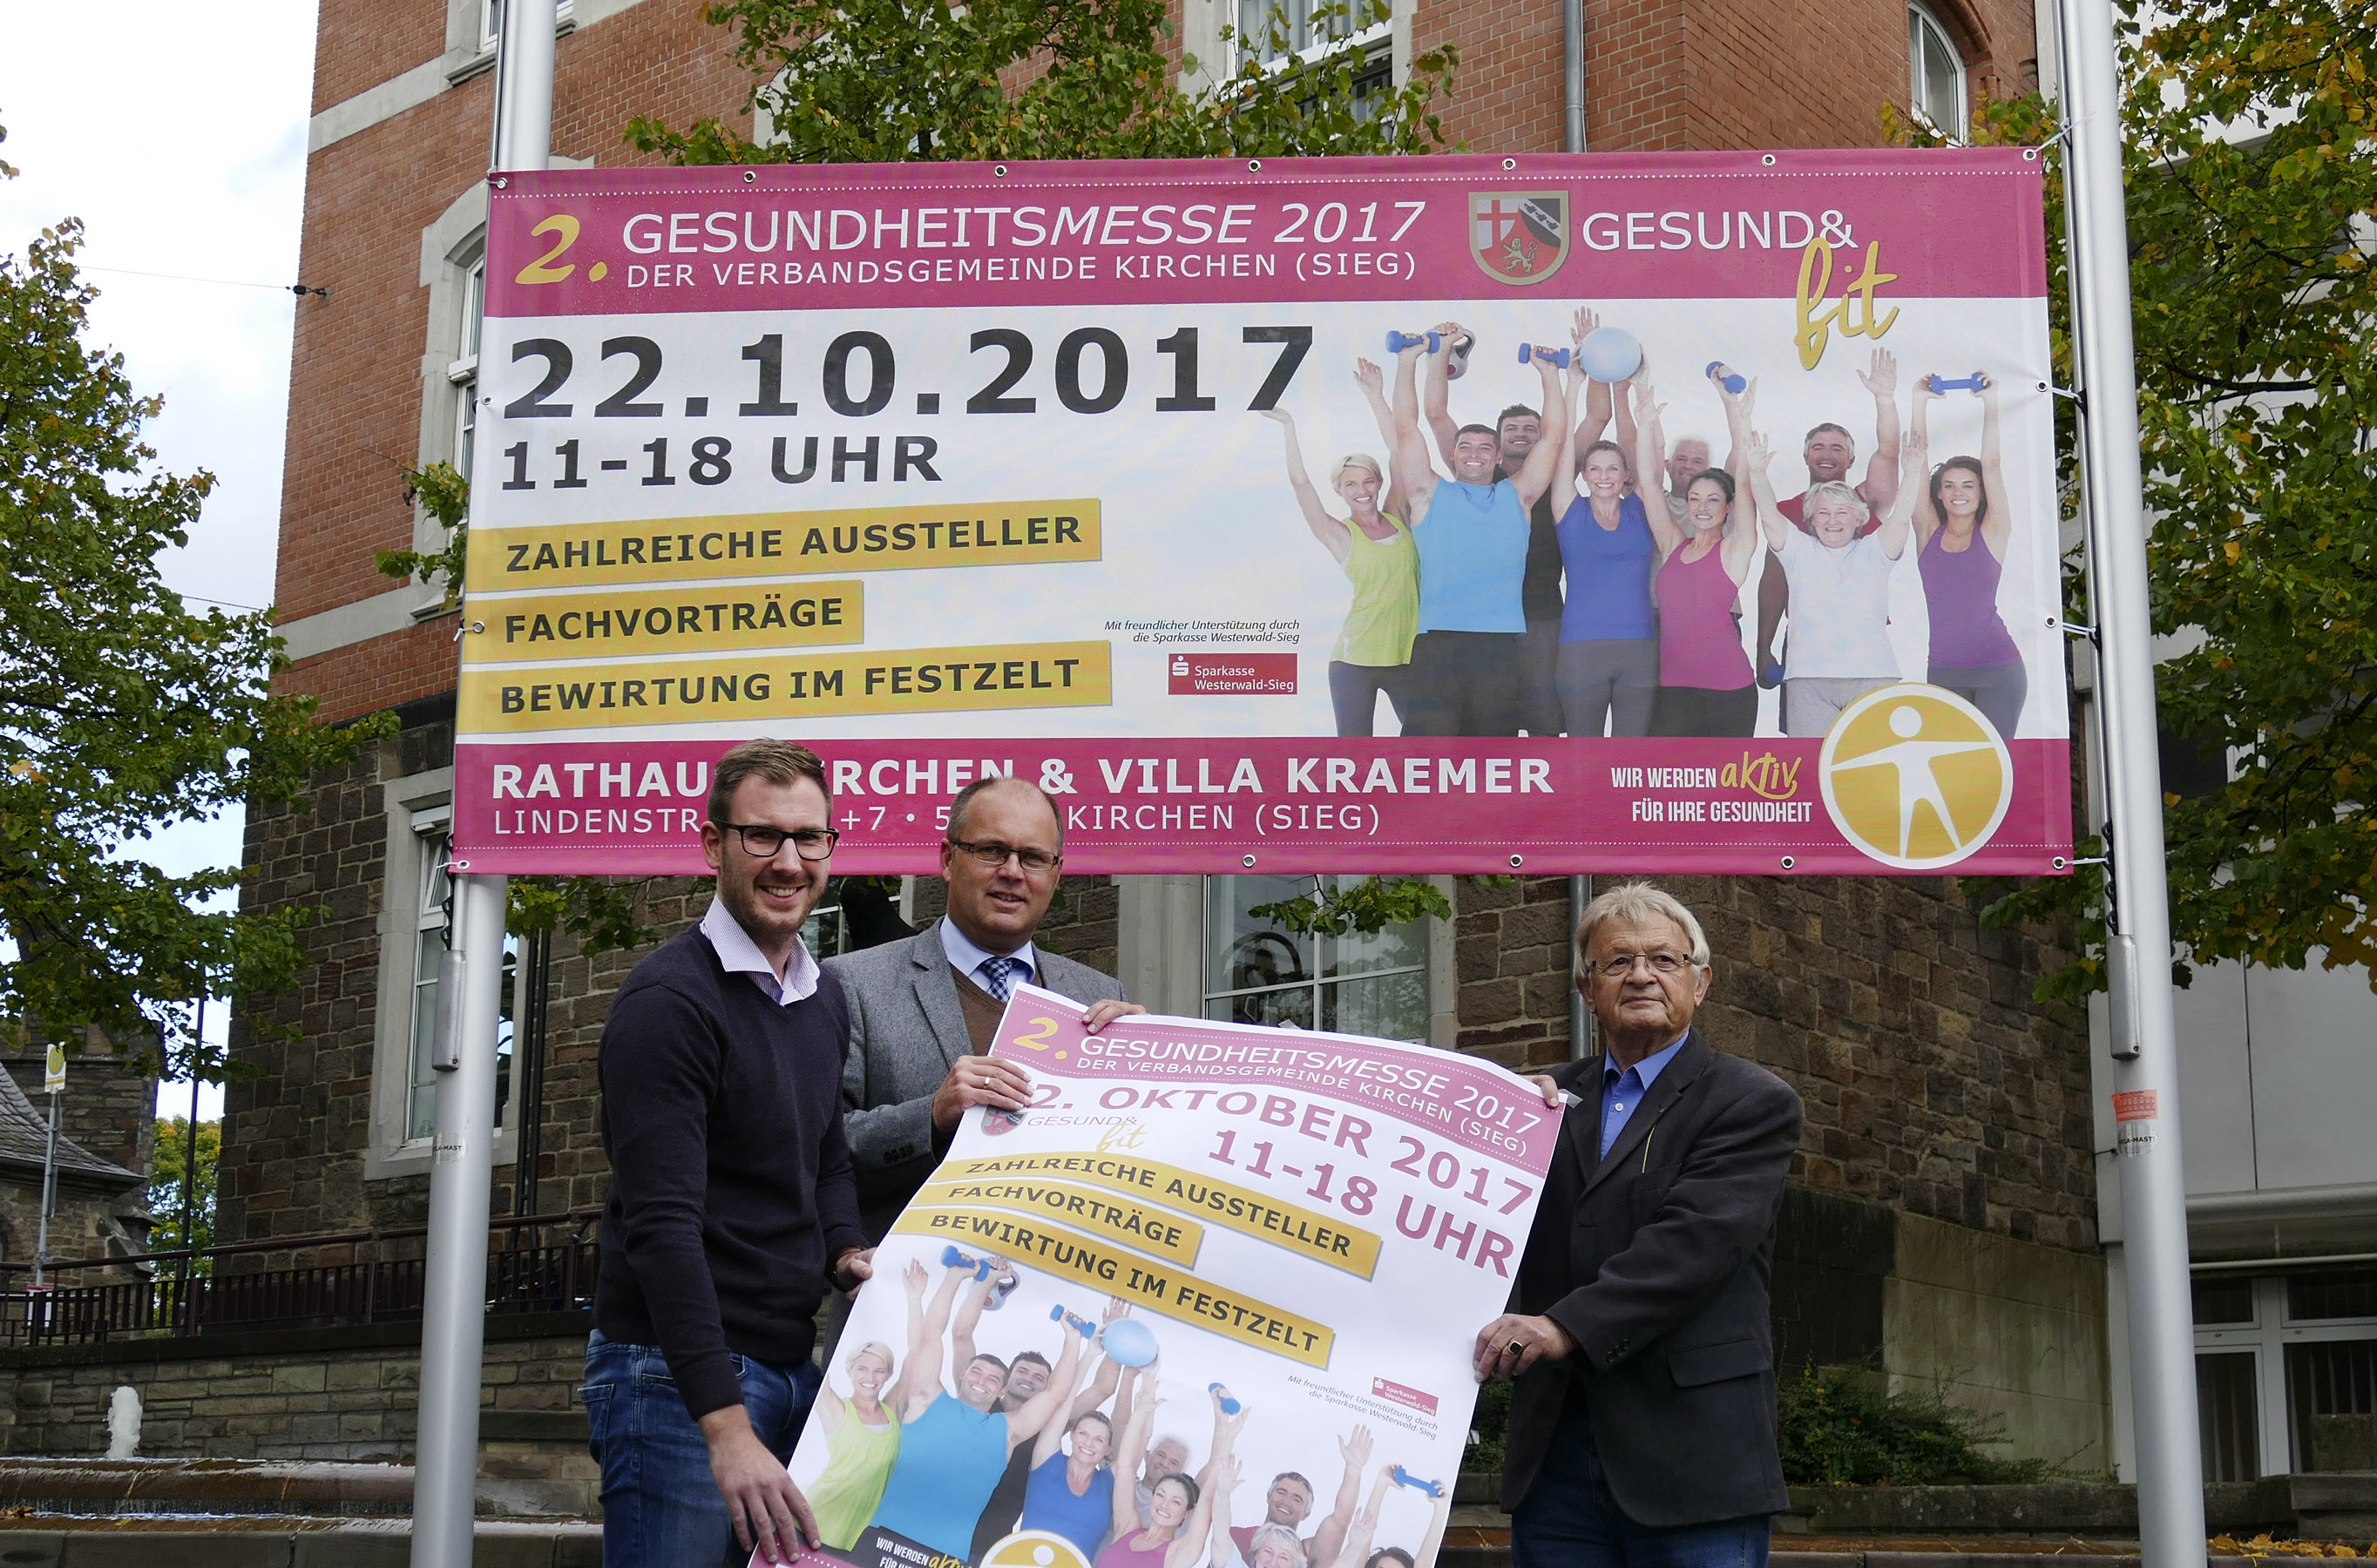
[1512,1407,1771,1568]
[583,1329,823,1568]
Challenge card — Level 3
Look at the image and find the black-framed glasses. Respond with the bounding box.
[947,836,1061,874]
[723,823,838,860]
[1592,951,1694,978]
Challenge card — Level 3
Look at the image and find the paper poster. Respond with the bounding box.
[779,985,1557,1568]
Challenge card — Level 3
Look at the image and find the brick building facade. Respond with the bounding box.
[192,0,2108,1483]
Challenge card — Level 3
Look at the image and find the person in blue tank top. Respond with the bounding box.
[1387,320,1571,735]
[1540,350,1683,737]
[868,1257,1086,1560]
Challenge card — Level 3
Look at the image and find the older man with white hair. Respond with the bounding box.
[1748,419,1928,737]
[1477,882,1803,1568]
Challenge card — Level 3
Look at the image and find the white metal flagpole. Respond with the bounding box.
[2054,3,2206,1565]
[410,3,552,1563]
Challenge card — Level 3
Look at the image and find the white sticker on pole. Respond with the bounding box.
[2113,1089,2157,1156]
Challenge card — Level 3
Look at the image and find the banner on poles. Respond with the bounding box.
[775,984,1554,1568]
[453,151,2069,876]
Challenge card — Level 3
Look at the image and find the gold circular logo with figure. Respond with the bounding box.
[1818,685,2015,870]
[980,1532,1095,1568]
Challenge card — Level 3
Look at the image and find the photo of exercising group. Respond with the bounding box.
[796,1251,1453,1568]
[1262,311,2029,740]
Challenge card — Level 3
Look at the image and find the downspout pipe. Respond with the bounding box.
[1568,875,1591,1060]
[1563,0,1588,153]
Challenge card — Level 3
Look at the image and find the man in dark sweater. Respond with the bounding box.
[586,739,872,1568]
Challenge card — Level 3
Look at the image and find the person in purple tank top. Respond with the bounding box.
[1098,1374,1243,1568]
[1912,370,2026,735]
[1632,370,1761,736]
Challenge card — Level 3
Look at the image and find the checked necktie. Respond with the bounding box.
[979,956,1019,1004]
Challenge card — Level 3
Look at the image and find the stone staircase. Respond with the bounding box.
[0,1458,599,1566]
[0,1462,2367,1566]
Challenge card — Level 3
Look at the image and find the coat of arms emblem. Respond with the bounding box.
[1469,191,1571,285]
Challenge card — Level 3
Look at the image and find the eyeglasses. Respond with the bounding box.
[947,836,1062,874]
[721,823,838,860]
[1591,951,1695,978]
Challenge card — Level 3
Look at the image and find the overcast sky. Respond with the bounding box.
[3,1,322,1117]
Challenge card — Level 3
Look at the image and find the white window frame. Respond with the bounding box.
[2193,1269,2377,1477]
[1230,0,1392,78]
[368,765,518,1179]
[1115,875,1455,1049]
[1202,875,1431,1042]
[1908,2,1968,141]
[416,166,581,596]
[407,805,457,1144]
[450,252,485,483]
[448,0,579,81]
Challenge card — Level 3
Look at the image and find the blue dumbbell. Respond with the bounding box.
[1048,1305,1096,1340]
[1927,371,1987,394]
[1517,344,1573,369]
[1390,1467,1445,1497]
[1209,1382,1243,1416]
[940,1245,994,1281]
[1706,361,1747,393]
[1385,329,1442,355]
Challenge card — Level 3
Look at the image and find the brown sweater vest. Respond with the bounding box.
[951,964,1003,1055]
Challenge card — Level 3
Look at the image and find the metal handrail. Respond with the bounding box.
[0,1207,603,1278]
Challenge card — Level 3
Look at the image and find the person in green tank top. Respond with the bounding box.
[1259,357,1419,737]
[807,1337,903,1550]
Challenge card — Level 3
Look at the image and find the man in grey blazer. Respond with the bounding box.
[1475,882,1803,1568]
[826,775,1141,1240]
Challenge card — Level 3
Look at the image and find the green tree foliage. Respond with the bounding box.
[1908,2,2377,995]
[1249,874,1453,938]
[0,130,381,1078]
[625,0,1454,167]
[146,1115,218,1259]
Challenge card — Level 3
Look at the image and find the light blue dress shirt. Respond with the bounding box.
[1599,1033,1690,1159]
[938,916,1038,995]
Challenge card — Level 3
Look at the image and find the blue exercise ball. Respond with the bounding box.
[1102,1319,1159,1367]
[1578,327,1643,382]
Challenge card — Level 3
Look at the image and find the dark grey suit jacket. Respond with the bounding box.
[824,923,1126,1240]
[1502,1032,1803,1526]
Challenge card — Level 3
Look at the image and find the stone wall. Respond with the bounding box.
[1884,1209,2110,1472]
[0,1318,595,1509]
[1772,1186,2110,1473]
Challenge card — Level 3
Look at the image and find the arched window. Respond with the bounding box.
[1909,3,1968,139]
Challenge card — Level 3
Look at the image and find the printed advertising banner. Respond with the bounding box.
[454,150,2071,876]
[778,985,1554,1568]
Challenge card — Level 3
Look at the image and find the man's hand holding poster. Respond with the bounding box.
[781,985,1556,1568]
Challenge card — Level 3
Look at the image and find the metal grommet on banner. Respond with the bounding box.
[994,164,1008,177]
[1509,855,1524,868]
[742,169,755,183]
[451,858,471,873]
[2023,147,2041,160]
[1248,159,1263,172]
[491,175,508,189]
[1501,158,1516,171]
[2053,856,2069,870]
[1243,855,1256,868]
[1778,855,1795,869]
[1761,154,1777,166]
